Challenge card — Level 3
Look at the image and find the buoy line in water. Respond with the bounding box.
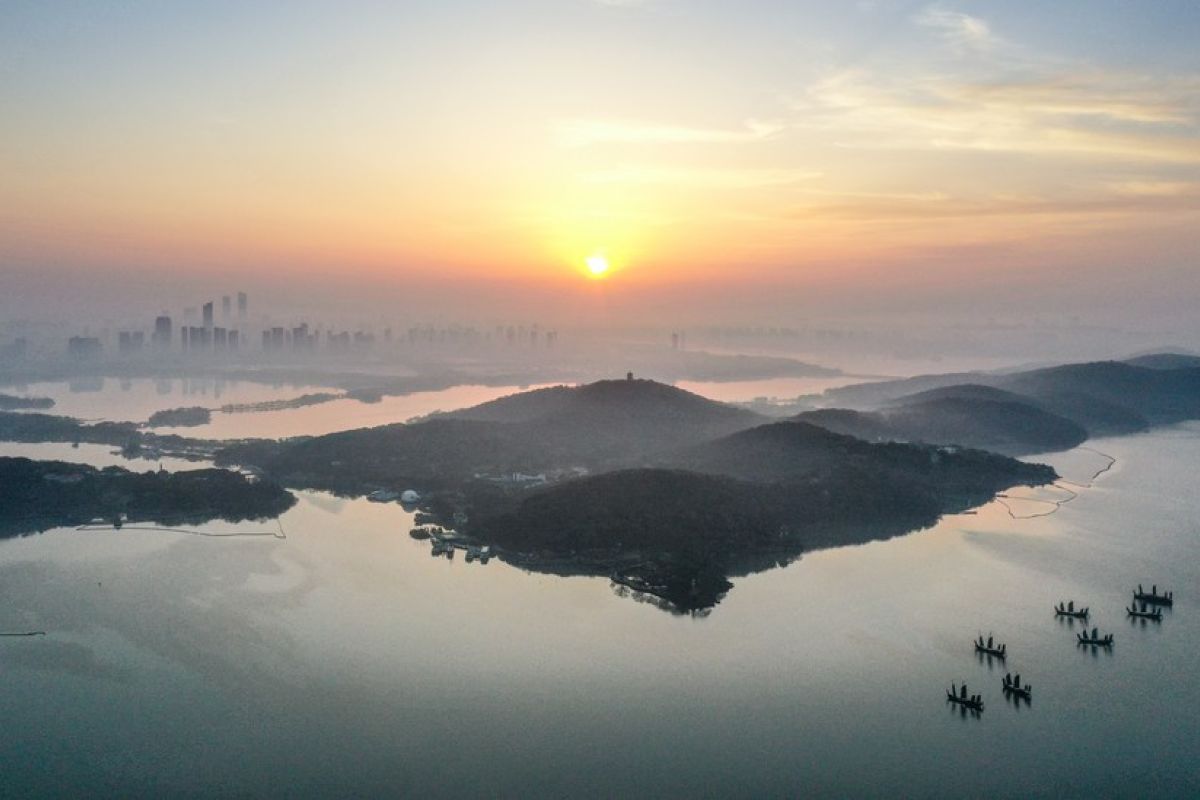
[1055,446,1117,488]
[0,631,46,637]
[995,447,1117,519]
[74,519,286,539]
[996,484,1078,519]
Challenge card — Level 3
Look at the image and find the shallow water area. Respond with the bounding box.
[5,377,334,423]
[156,382,559,439]
[675,375,866,405]
[0,426,1197,796]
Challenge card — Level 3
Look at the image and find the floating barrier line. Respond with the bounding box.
[0,631,46,637]
[74,521,286,539]
[1056,447,1117,488]
[996,448,1117,519]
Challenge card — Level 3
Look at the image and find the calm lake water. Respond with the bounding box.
[6,378,335,422]
[4,378,557,439]
[674,376,864,404]
[1,427,1198,797]
[155,383,557,439]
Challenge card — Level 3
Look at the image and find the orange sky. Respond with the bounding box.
[2,2,1198,324]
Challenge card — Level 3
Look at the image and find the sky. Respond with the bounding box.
[1,1,1198,328]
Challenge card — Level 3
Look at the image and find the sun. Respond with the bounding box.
[585,253,610,277]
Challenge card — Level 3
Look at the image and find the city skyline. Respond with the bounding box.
[2,1,1198,331]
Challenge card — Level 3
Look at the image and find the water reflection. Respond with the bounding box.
[10,378,333,423]
[0,428,1197,795]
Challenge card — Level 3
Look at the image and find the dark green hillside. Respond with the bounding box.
[665,420,1054,494]
[1122,352,1200,370]
[798,396,1086,455]
[0,393,54,410]
[219,378,765,491]
[0,457,295,537]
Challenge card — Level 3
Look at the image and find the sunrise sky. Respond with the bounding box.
[2,1,1198,324]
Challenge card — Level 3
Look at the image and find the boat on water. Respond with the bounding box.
[1054,600,1089,619]
[974,634,1007,659]
[1126,602,1163,621]
[1001,673,1032,700]
[1077,627,1114,647]
[1133,584,1174,607]
[946,683,984,711]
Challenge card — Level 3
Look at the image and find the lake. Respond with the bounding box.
[6,377,335,423]
[3,378,558,439]
[1,427,1197,797]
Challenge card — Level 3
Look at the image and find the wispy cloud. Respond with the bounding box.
[916,6,1001,53]
[790,183,1200,222]
[578,165,822,188]
[556,118,785,148]
[790,67,1200,163]
[589,0,656,8]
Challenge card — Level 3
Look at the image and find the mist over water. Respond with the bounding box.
[3,2,1199,795]
[2,421,1196,797]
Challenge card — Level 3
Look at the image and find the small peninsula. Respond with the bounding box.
[0,456,296,537]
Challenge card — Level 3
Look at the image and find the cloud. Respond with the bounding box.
[556,118,785,148]
[916,6,1000,53]
[578,165,822,188]
[790,184,1200,222]
[790,68,1200,163]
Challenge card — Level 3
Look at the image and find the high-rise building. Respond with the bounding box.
[237,291,247,318]
[221,295,231,319]
[118,331,144,355]
[67,336,102,360]
[1,338,28,360]
[153,315,172,348]
[202,301,214,329]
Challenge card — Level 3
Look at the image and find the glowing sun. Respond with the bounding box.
[585,254,610,277]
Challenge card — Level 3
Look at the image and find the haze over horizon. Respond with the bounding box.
[2,1,1198,334]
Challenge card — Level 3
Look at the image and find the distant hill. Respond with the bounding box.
[1003,364,1200,434]
[218,378,766,491]
[887,383,1031,406]
[797,395,1087,455]
[1122,352,1200,370]
[470,431,1052,611]
[0,457,295,537]
[450,378,761,437]
[0,393,54,411]
[818,371,985,409]
[812,359,1200,441]
[662,420,1053,493]
[442,385,579,423]
[213,376,1059,613]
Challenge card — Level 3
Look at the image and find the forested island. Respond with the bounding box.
[807,359,1200,443]
[0,393,54,410]
[215,377,1054,611]
[5,355,1197,612]
[147,406,212,427]
[0,457,295,537]
[0,410,220,461]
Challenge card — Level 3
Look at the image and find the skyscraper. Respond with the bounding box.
[237,291,247,319]
[202,301,214,329]
[153,315,172,348]
[221,295,231,319]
